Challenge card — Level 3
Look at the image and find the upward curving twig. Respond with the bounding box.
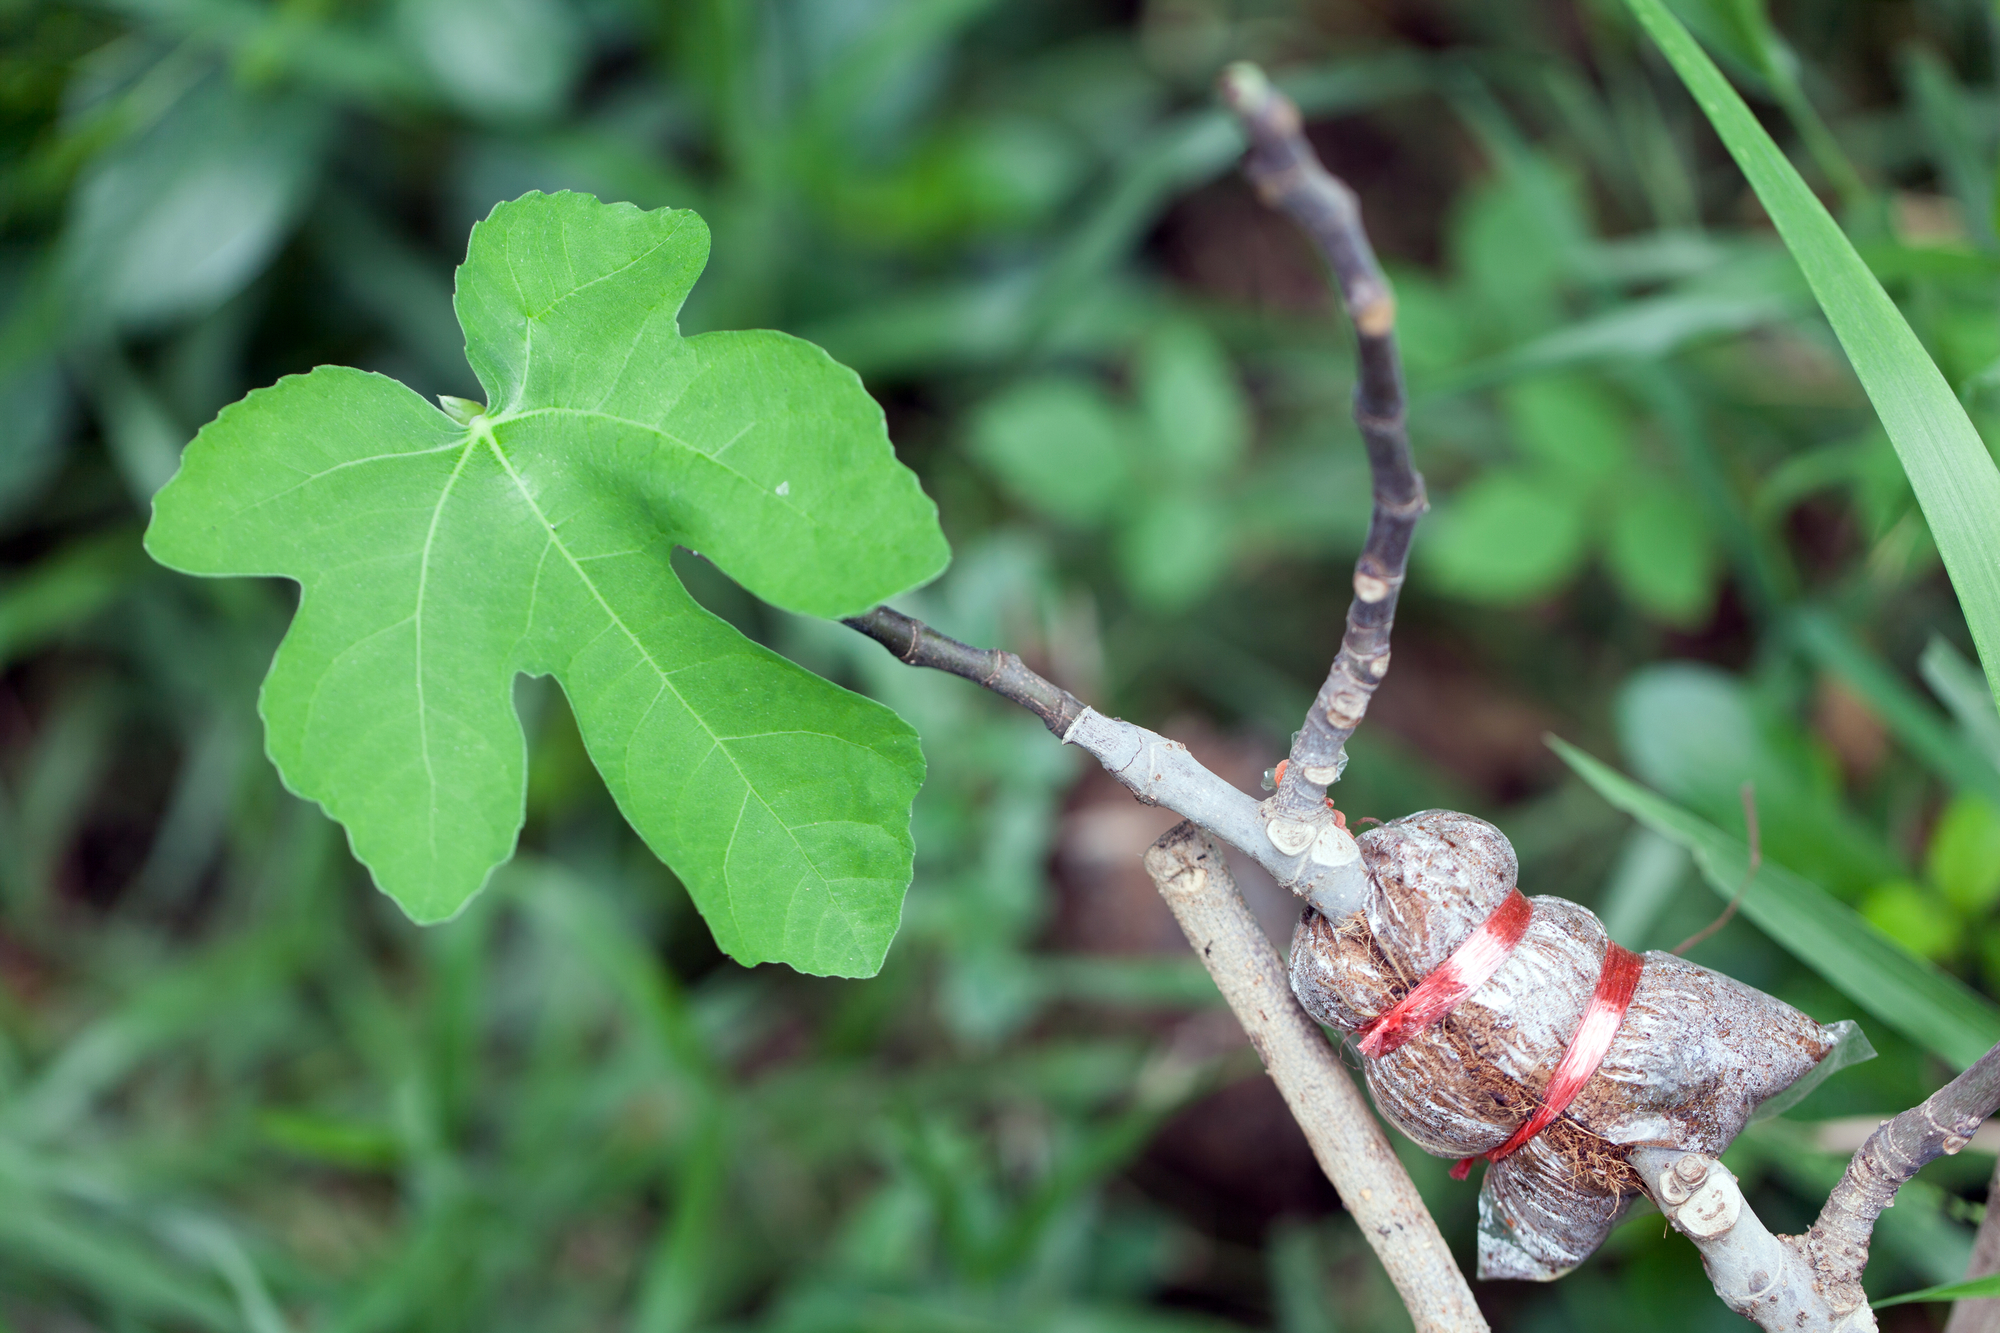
[1216,63,1427,826]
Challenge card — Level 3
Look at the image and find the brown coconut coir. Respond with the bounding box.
[1289,809,1840,1280]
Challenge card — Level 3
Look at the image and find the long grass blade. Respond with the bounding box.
[1552,736,2000,1069]
[1626,0,2000,711]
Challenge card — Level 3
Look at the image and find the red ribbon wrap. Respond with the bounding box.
[1347,886,1645,1179]
[1450,941,1645,1180]
[1355,889,1533,1059]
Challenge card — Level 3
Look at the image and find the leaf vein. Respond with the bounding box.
[477,427,826,914]
[413,441,482,867]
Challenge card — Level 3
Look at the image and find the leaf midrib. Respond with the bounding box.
[470,421,847,957]
[494,405,811,527]
[411,435,480,866]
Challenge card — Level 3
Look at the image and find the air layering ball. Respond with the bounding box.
[1289,810,1845,1280]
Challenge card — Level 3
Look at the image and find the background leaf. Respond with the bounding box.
[1500,374,1631,484]
[968,378,1134,527]
[1876,1270,2000,1308]
[1616,663,1902,896]
[1135,320,1248,479]
[60,74,327,331]
[1604,484,1713,624]
[1422,470,1588,603]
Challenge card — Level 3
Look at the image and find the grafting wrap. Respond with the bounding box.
[1290,810,1840,1281]
[1356,889,1532,1060]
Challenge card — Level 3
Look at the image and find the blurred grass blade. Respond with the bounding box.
[0,531,138,671]
[1876,1271,2000,1308]
[1791,609,2000,805]
[1922,636,2000,769]
[168,1216,291,1333]
[1269,1221,1338,1333]
[1667,0,1865,208]
[0,1191,237,1328]
[633,1106,726,1333]
[1552,736,2000,1068]
[1597,826,1691,947]
[1899,45,1995,246]
[1628,0,2000,711]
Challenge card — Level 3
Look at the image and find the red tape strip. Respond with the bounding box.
[1355,889,1533,1059]
[1449,941,1644,1180]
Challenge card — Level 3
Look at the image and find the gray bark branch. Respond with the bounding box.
[841,605,1085,736]
[1808,1041,2000,1309]
[828,54,2000,1333]
[1216,63,1426,827]
[837,61,1453,1313]
[1945,1155,2000,1333]
[833,56,2000,1333]
[1144,823,1486,1332]
[1634,1038,2000,1331]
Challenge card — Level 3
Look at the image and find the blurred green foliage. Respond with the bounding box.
[6,0,2000,1328]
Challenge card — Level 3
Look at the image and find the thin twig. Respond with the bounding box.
[1672,780,1758,955]
[841,65,1432,919]
[1144,823,1486,1332]
[842,605,1085,736]
[1216,62,1427,824]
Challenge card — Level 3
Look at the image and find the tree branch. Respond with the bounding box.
[1216,63,1426,828]
[841,605,1085,736]
[1634,1038,2000,1332]
[829,55,2000,1333]
[839,607,1367,903]
[1809,1040,2000,1308]
[837,58,1461,1323]
[1945,1155,2000,1333]
[1143,823,1486,1333]
[829,57,2000,1333]
[1630,1147,1861,1330]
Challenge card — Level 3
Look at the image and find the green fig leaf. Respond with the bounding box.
[145,191,951,977]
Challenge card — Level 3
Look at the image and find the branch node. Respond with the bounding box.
[1266,816,1319,856]
[1355,292,1396,337]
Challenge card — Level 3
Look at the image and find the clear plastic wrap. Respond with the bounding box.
[1289,810,1840,1280]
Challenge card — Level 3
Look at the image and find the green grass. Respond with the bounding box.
[6,0,2000,1326]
